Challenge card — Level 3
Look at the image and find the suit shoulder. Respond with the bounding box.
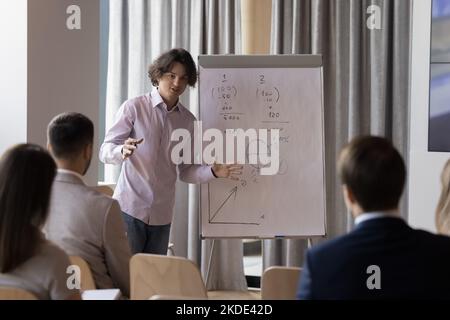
[413,228,450,245]
[307,233,350,257]
[62,183,117,215]
[85,187,116,205]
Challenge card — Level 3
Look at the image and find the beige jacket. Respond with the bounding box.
[44,171,131,297]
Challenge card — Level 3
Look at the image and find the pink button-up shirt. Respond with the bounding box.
[100,88,214,225]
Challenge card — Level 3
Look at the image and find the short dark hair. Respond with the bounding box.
[148,48,197,87]
[47,112,94,159]
[0,144,56,272]
[338,136,406,212]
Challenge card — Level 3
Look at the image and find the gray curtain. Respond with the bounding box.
[105,0,247,291]
[264,0,411,269]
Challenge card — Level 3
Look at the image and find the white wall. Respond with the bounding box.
[408,0,448,232]
[0,1,100,185]
[0,0,27,154]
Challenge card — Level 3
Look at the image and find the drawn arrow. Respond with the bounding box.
[210,186,238,221]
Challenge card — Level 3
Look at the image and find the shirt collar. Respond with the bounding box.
[150,87,182,113]
[57,168,85,182]
[354,210,402,226]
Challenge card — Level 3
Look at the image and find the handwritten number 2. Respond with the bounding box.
[259,75,265,84]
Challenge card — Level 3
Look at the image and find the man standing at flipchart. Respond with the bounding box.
[100,48,241,255]
[297,136,450,299]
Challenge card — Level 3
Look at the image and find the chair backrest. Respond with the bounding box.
[130,253,208,300]
[92,184,115,197]
[69,256,96,291]
[261,266,301,300]
[0,286,37,300]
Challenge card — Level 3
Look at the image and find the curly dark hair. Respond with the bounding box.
[148,48,197,87]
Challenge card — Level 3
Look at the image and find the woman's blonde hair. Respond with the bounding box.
[436,159,450,234]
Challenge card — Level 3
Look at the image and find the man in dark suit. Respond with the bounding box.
[297,136,450,299]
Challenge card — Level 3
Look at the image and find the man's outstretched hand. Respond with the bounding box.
[212,163,243,181]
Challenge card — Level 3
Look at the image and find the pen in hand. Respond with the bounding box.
[121,138,144,159]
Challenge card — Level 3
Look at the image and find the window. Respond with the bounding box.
[429,0,450,151]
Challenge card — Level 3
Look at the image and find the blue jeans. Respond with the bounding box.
[122,212,171,255]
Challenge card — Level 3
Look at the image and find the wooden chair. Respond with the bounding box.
[130,254,207,300]
[261,266,301,300]
[0,287,37,300]
[69,256,96,291]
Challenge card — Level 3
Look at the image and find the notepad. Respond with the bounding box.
[82,289,121,300]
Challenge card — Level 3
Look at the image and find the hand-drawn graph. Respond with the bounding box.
[207,184,261,225]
